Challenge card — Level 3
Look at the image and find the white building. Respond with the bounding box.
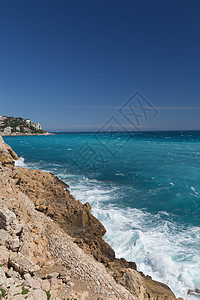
[4,127,12,134]
[26,119,31,125]
[16,126,21,132]
[24,127,31,132]
[35,123,42,130]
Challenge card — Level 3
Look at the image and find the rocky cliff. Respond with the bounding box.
[0,137,181,300]
[0,136,18,167]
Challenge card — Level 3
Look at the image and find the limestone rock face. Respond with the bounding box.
[9,254,41,275]
[0,207,21,233]
[0,136,18,167]
[144,277,177,300]
[0,207,21,252]
[116,269,148,300]
[0,193,138,299]
[12,167,116,265]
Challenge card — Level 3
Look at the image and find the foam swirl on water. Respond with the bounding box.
[14,157,27,167]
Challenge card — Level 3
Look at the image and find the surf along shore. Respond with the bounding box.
[0,136,182,300]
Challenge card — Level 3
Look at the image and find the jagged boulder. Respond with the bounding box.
[0,229,19,251]
[188,289,200,297]
[9,254,40,275]
[116,269,149,300]
[0,136,18,167]
[0,207,21,234]
[0,207,21,252]
[144,277,177,300]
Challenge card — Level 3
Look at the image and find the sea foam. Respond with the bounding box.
[14,157,27,167]
[68,176,200,300]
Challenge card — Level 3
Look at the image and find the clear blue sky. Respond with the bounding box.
[1,0,200,131]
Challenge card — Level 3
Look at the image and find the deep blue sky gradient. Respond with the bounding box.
[1,0,200,131]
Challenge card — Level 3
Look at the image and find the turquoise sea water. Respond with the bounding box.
[4,131,200,299]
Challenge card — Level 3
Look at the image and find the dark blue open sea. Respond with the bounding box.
[4,131,200,299]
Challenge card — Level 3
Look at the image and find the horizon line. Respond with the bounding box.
[65,105,200,110]
[46,129,200,133]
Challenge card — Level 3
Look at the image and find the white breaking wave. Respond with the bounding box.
[98,206,200,299]
[67,177,200,300]
[14,157,27,167]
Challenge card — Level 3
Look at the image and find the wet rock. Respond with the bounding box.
[188,289,200,297]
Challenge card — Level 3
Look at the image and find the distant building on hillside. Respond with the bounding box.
[4,126,12,134]
[24,127,31,132]
[26,119,31,125]
[0,115,46,135]
[35,123,42,130]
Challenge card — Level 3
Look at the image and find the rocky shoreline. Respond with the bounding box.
[0,136,182,300]
[0,132,54,136]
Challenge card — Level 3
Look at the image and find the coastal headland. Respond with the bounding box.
[0,136,182,299]
[0,115,53,136]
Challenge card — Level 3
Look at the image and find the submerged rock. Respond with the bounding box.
[188,289,200,297]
